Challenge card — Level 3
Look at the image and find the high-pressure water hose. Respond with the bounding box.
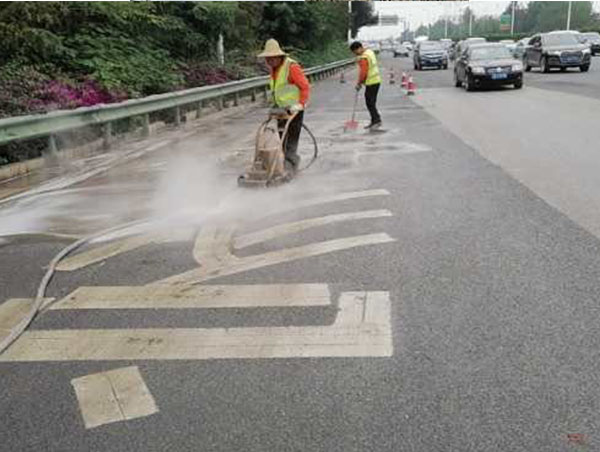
[0,218,151,355]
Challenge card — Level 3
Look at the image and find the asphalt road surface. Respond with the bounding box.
[2,53,600,451]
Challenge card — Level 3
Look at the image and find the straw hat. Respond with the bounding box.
[257,39,287,58]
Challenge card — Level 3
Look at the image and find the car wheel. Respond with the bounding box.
[414,63,418,70]
[580,65,590,72]
[464,74,474,92]
[454,71,462,88]
[540,57,549,73]
[514,80,523,89]
[443,64,448,70]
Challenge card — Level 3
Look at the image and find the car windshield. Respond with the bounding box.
[583,33,600,42]
[544,33,579,46]
[420,42,443,51]
[470,46,512,60]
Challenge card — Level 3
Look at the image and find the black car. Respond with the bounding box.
[581,32,600,56]
[413,41,448,70]
[454,43,523,91]
[523,32,592,72]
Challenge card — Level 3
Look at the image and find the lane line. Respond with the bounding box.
[50,284,332,310]
[71,366,158,429]
[152,233,395,286]
[234,210,393,249]
[1,292,392,361]
[1,298,55,340]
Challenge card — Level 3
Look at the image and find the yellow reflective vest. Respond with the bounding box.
[358,49,381,86]
[269,57,301,108]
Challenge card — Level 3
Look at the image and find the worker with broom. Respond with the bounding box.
[350,41,382,130]
[258,38,311,172]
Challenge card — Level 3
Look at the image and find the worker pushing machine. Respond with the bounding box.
[350,41,382,130]
[258,39,311,171]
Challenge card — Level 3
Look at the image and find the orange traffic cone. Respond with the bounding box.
[406,75,416,95]
[401,72,408,88]
[389,71,396,85]
[340,72,346,84]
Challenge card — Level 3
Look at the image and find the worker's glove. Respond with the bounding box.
[287,103,304,114]
[355,83,363,92]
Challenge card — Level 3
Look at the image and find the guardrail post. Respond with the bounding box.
[216,97,224,111]
[174,106,181,126]
[251,89,256,102]
[263,86,269,101]
[196,101,202,119]
[234,92,240,107]
[47,134,58,154]
[103,122,112,149]
[142,114,150,137]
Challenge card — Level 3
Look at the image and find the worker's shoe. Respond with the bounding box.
[364,121,382,130]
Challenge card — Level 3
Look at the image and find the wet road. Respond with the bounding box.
[2,54,600,451]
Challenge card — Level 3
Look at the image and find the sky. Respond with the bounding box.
[357,1,600,40]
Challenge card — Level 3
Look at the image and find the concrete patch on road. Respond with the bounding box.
[71,366,158,429]
[1,291,392,361]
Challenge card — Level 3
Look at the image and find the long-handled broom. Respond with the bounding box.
[343,90,359,132]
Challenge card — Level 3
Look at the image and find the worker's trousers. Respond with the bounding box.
[278,111,303,170]
[365,83,381,124]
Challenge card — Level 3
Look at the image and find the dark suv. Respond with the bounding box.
[413,41,448,70]
[581,32,600,56]
[524,32,592,72]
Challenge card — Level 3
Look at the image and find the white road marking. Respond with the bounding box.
[1,298,55,340]
[193,225,236,267]
[234,210,393,249]
[53,189,390,272]
[292,189,390,211]
[71,366,158,429]
[153,233,395,286]
[1,291,392,361]
[55,231,187,272]
[50,284,331,310]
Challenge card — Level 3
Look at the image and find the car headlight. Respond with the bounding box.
[582,48,591,54]
[547,51,561,56]
[511,62,523,72]
[470,66,486,75]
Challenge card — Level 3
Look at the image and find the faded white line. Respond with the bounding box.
[153,233,395,286]
[71,366,158,429]
[234,210,393,249]
[1,292,392,361]
[50,284,331,310]
[193,225,236,266]
[1,298,55,339]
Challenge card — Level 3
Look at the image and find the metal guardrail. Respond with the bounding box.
[0,58,355,150]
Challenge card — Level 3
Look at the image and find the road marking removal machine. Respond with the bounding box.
[238,108,318,188]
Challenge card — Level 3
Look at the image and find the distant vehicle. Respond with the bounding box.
[465,37,487,44]
[393,44,410,58]
[402,41,413,51]
[453,38,487,61]
[415,35,429,43]
[524,32,592,72]
[413,40,448,70]
[581,32,600,55]
[513,37,531,59]
[454,43,523,91]
[440,38,453,51]
[500,39,517,54]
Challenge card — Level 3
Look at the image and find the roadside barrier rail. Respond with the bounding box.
[0,58,355,151]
